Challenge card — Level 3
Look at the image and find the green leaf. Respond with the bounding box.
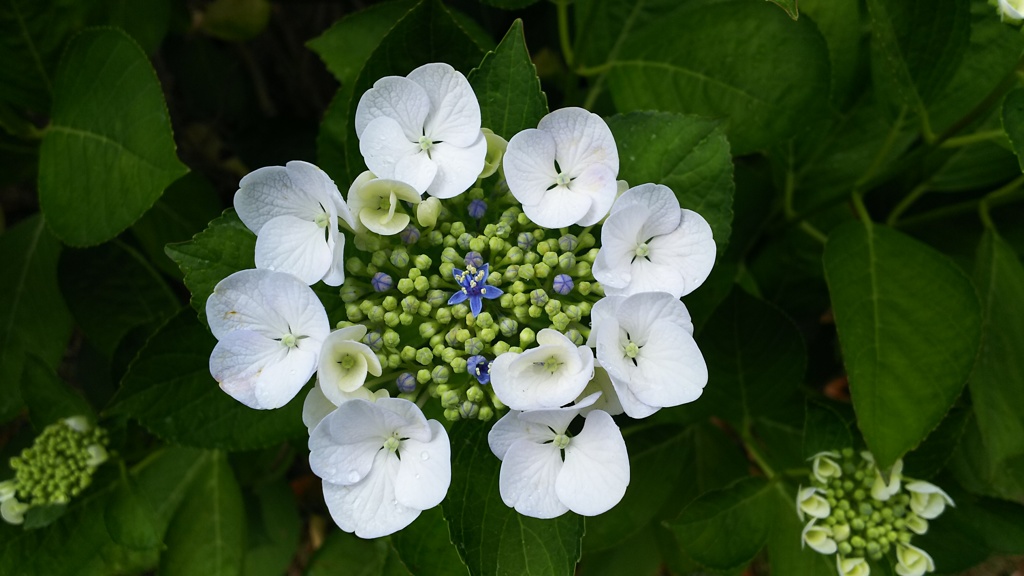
[38,27,188,246]
[165,209,256,324]
[926,140,1020,192]
[578,525,663,576]
[20,354,94,430]
[131,171,223,279]
[604,1,831,154]
[765,0,798,19]
[306,530,408,576]
[698,288,806,428]
[912,481,989,573]
[58,241,179,357]
[443,420,583,576]
[866,0,970,114]
[802,400,854,459]
[823,221,982,469]
[1002,88,1024,172]
[800,0,862,105]
[468,20,548,140]
[969,231,1024,482]
[606,111,734,252]
[668,476,773,571]
[242,481,301,576]
[307,0,417,87]
[161,451,246,576]
[0,215,72,422]
[902,405,970,479]
[105,477,161,551]
[766,484,835,576]
[391,506,468,576]
[948,415,1024,500]
[477,0,539,8]
[110,310,306,450]
[96,0,172,54]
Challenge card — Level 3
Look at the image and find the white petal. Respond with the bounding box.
[426,136,487,199]
[376,397,434,443]
[586,295,625,348]
[408,63,481,148]
[539,107,618,176]
[570,163,619,226]
[499,440,568,519]
[487,410,555,460]
[592,205,653,289]
[355,75,430,140]
[252,347,318,409]
[302,383,336,433]
[905,480,954,519]
[503,128,559,207]
[641,209,716,297]
[322,450,420,539]
[556,410,629,516]
[359,116,431,190]
[210,330,288,408]
[631,320,707,407]
[610,379,660,419]
[517,401,589,435]
[254,215,333,285]
[206,269,287,339]
[394,420,451,510]
[608,184,681,237]
[394,149,439,195]
[575,365,624,416]
[521,184,592,229]
[309,428,383,487]
[615,291,693,340]
[802,521,837,554]
[491,330,593,410]
[235,161,338,233]
[258,271,331,345]
[321,226,346,287]
[318,328,382,400]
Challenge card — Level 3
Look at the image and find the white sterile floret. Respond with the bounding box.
[862,452,903,501]
[308,398,451,539]
[999,0,1024,22]
[837,556,871,576]
[589,292,706,418]
[301,381,389,433]
[796,486,831,521]
[810,450,842,484]
[895,543,935,576]
[592,183,715,298]
[905,480,954,520]
[355,63,487,199]
[347,171,422,236]
[235,160,353,286]
[490,328,594,410]
[801,520,837,554]
[317,325,383,404]
[503,107,619,228]
[487,394,629,518]
[207,269,330,409]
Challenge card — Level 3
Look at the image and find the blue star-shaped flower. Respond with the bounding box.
[447,263,503,317]
[467,355,491,385]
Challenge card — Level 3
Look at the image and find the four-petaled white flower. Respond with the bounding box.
[905,480,954,520]
[895,542,935,576]
[837,556,871,576]
[308,398,451,538]
[302,382,389,433]
[796,486,831,521]
[490,328,595,410]
[592,183,715,298]
[487,394,628,518]
[317,325,383,405]
[588,291,707,418]
[355,63,487,199]
[207,269,329,409]
[503,107,619,228]
[809,450,842,484]
[801,520,837,554]
[235,161,353,286]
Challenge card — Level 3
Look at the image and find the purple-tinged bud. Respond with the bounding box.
[363,331,384,352]
[371,272,393,292]
[464,251,484,268]
[517,232,535,251]
[467,355,491,385]
[552,274,574,295]
[468,199,487,219]
[400,225,420,244]
[396,372,417,393]
[558,234,578,252]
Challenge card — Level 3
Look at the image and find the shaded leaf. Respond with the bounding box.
[802,400,853,459]
[20,354,94,430]
[391,506,468,576]
[766,484,835,576]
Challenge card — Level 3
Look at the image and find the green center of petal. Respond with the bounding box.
[554,172,571,187]
[543,355,563,374]
[553,433,571,450]
[383,435,401,453]
[281,334,298,348]
[338,354,357,370]
[624,341,640,359]
[314,212,330,228]
[634,242,650,258]
[419,135,433,151]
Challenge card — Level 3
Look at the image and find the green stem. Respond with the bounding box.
[886,182,929,226]
[940,129,1005,148]
[741,430,776,479]
[897,175,1024,228]
[855,107,908,193]
[799,221,828,244]
[557,1,574,68]
[851,192,872,224]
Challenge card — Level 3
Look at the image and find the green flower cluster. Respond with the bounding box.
[1,416,109,525]
[337,186,604,421]
[798,449,951,576]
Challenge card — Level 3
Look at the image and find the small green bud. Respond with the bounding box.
[371,250,388,267]
[476,312,494,328]
[417,369,432,384]
[368,306,385,323]
[520,328,536,346]
[345,257,366,275]
[459,401,479,419]
[537,241,550,255]
[506,246,524,263]
[390,247,410,268]
[417,197,442,227]
[435,308,453,324]
[415,348,433,365]
[524,251,539,264]
[512,292,529,306]
[441,347,458,364]
[534,262,551,278]
[451,357,468,373]
[489,237,504,253]
[467,386,485,403]
[345,304,364,322]
[401,346,417,362]
[528,305,543,318]
[479,328,497,342]
[419,322,439,339]
[465,338,484,355]
[384,311,401,327]
[518,263,535,281]
[551,312,570,331]
[397,278,414,294]
[388,354,401,369]
[544,299,561,315]
[478,407,494,422]
[492,341,511,356]
[441,390,460,407]
[399,312,413,325]
[431,365,450,384]
[444,408,461,422]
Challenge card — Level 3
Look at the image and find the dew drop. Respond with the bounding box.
[420,451,430,461]
[347,471,359,483]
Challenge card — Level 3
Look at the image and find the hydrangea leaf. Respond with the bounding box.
[668,476,773,571]
[468,19,548,141]
[765,0,798,19]
[110,310,307,451]
[443,420,583,576]
[698,288,806,428]
[240,481,301,576]
[306,530,411,576]
[20,354,94,431]
[799,0,861,105]
[160,451,246,576]
[606,111,734,254]
[38,28,188,247]
[164,209,256,325]
[801,401,853,460]
[901,406,970,479]
[391,506,469,576]
[823,221,982,469]
[600,1,830,154]
[968,231,1024,483]
[1002,87,1024,172]
[0,215,72,423]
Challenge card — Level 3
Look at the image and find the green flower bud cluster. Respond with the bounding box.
[1,417,109,525]
[797,448,944,575]
[338,183,604,421]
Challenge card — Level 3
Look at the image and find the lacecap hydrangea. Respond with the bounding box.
[206,62,717,538]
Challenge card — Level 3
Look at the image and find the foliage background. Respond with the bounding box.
[1,0,1024,574]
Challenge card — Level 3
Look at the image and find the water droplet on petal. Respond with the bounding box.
[420,451,430,461]
[347,471,359,483]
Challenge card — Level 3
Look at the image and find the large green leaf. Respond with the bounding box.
[866,0,970,114]
[800,0,862,106]
[802,401,853,459]
[58,241,179,357]
[0,215,72,422]
[241,481,301,576]
[823,221,982,469]
[604,1,831,154]
[391,506,468,576]
[38,27,188,246]
[468,19,548,140]
[606,111,734,252]
[20,354,94,430]
[969,231,1024,483]
[698,288,806,428]
[306,530,411,576]
[110,310,307,450]
[165,209,256,324]
[443,420,583,576]
[161,451,246,576]
[668,476,773,572]
[1002,87,1024,172]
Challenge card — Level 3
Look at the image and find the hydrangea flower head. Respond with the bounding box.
[355,63,487,199]
[503,107,619,228]
[234,161,352,286]
[206,269,329,409]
